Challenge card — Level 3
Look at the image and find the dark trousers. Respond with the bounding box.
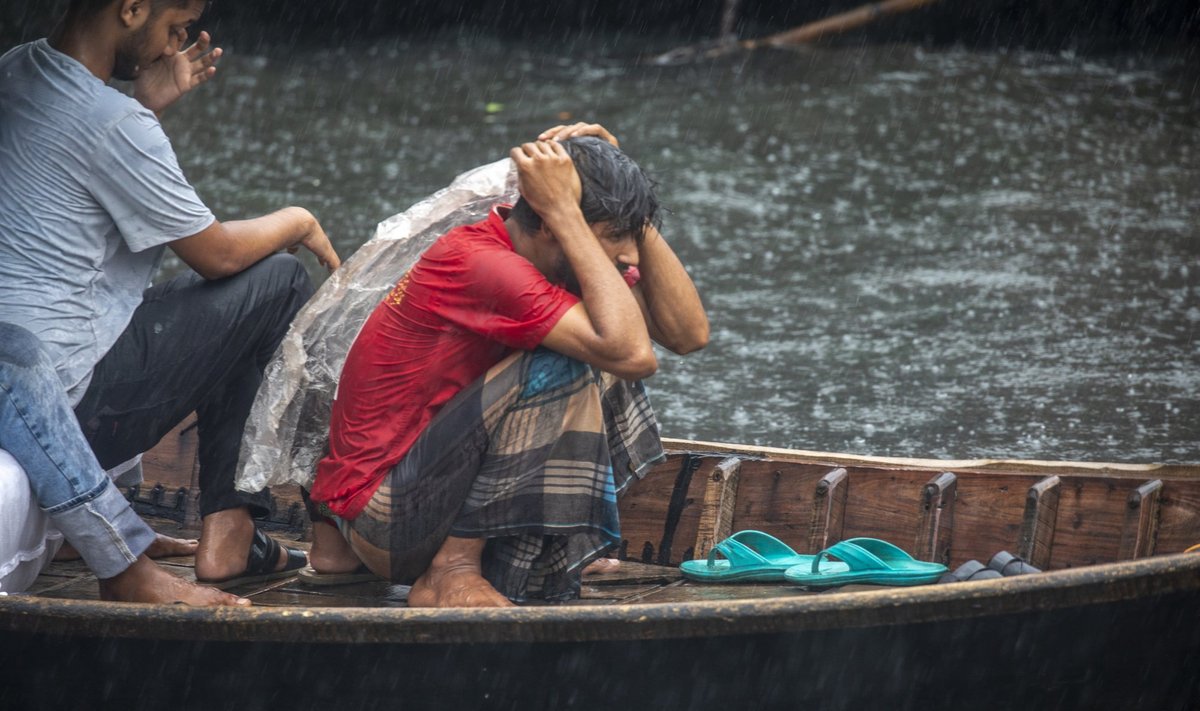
[74,254,314,518]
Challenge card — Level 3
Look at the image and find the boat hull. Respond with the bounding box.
[3,554,1198,710]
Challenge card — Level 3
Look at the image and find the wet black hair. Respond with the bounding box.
[511,136,659,243]
[68,0,197,18]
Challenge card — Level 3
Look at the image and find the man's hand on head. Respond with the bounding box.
[134,31,222,115]
[538,123,620,148]
[510,141,584,226]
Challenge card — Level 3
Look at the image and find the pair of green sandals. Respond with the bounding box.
[680,530,947,588]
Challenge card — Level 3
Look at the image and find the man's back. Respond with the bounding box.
[0,39,213,400]
[312,205,579,519]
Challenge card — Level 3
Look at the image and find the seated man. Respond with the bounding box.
[306,126,709,606]
[0,0,340,603]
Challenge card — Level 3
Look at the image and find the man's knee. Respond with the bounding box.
[223,254,315,327]
[255,253,315,303]
[0,323,49,370]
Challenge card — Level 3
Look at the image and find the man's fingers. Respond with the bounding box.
[184,31,211,60]
[538,122,619,147]
[316,244,341,271]
[524,141,555,158]
[537,124,569,141]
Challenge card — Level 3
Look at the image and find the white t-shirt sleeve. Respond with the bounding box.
[87,109,215,253]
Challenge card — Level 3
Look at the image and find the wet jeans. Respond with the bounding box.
[0,254,313,579]
[0,323,154,580]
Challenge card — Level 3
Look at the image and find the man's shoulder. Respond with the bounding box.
[427,212,510,259]
[1,39,148,134]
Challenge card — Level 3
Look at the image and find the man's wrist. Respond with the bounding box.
[539,204,588,236]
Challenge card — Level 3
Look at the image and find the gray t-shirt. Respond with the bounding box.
[0,40,215,403]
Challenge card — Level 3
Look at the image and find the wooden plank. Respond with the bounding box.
[632,582,815,605]
[915,472,957,564]
[663,437,1200,479]
[579,584,666,602]
[730,460,832,552]
[1018,475,1061,570]
[692,457,742,560]
[1118,480,1163,560]
[618,453,710,566]
[807,468,848,553]
[584,560,681,586]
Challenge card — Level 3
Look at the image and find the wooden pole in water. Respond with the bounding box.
[649,0,941,64]
[742,0,942,49]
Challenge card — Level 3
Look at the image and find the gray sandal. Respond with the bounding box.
[988,550,1040,576]
[938,559,1003,583]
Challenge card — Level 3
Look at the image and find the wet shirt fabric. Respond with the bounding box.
[312,206,579,519]
[0,40,214,403]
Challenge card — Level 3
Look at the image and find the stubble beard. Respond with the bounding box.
[555,256,581,296]
[112,21,153,81]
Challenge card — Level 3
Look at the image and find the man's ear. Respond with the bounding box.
[118,0,151,29]
[534,224,556,244]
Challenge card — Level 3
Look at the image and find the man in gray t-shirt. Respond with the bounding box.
[0,0,340,604]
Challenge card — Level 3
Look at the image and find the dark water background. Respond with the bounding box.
[162,33,1200,463]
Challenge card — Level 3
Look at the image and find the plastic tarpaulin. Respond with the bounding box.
[235,158,518,493]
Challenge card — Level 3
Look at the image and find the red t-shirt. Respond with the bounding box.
[311,206,580,519]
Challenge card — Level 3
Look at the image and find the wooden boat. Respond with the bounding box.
[2,423,1198,710]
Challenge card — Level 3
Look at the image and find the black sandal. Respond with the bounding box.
[198,526,308,590]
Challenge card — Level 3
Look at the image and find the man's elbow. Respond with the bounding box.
[192,257,241,281]
[613,347,658,381]
[665,324,710,356]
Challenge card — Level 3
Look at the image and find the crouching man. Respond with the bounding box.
[306,125,708,605]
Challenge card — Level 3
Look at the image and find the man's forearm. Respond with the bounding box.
[635,225,709,354]
[544,208,650,355]
[170,207,335,280]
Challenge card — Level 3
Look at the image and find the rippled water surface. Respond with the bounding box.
[165,35,1200,462]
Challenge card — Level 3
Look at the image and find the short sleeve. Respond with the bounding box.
[435,246,579,350]
[87,109,214,253]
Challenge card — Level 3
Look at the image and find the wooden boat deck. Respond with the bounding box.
[27,514,876,607]
[23,419,1199,608]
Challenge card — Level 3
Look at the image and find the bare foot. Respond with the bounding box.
[56,533,198,562]
[194,507,294,582]
[308,520,366,574]
[583,558,620,575]
[98,555,250,606]
[409,566,514,608]
[407,536,514,608]
[146,533,199,558]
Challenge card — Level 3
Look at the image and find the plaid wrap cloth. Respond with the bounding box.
[342,347,664,602]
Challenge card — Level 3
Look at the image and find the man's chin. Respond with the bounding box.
[111,62,140,82]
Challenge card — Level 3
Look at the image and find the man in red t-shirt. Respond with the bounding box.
[306,124,708,606]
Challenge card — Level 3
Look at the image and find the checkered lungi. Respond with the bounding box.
[333,347,664,602]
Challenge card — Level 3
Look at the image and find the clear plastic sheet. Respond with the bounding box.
[235,158,518,493]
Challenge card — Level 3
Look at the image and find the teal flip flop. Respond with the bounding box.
[680,530,848,582]
[783,537,947,589]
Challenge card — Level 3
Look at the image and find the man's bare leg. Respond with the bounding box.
[194,506,293,581]
[146,533,199,557]
[308,520,367,574]
[583,558,620,575]
[56,533,199,562]
[97,555,250,606]
[408,536,514,608]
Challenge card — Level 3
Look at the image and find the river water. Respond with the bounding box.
[164,33,1199,463]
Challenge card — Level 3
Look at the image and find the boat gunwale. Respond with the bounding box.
[3,553,1198,646]
[662,438,1200,479]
